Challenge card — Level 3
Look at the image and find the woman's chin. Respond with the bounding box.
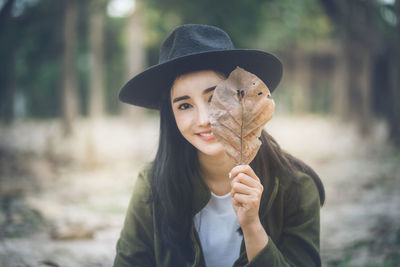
[197,143,227,158]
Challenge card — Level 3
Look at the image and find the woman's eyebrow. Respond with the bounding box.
[172,86,216,103]
[172,95,189,103]
[203,86,216,95]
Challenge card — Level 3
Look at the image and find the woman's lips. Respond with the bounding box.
[196,130,216,141]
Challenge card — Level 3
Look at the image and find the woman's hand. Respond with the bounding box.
[230,165,264,229]
[230,165,269,261]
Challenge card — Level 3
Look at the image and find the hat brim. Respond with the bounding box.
[119,49,283,109]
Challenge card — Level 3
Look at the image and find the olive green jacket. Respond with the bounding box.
[114,167,321,267]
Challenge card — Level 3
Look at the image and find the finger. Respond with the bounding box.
[232,192,259,206]
[232,197,242,207]
[231,183,263,202]
[231,182,259,196]
[230,165,258,182]
[231,173,263,190]
[230,165,256,178]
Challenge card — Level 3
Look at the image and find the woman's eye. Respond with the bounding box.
[208,94,213,102]
[178,103,191,110]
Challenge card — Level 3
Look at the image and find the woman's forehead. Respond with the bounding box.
[170,70,224,97]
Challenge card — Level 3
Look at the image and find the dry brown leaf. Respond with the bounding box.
[210,67,275,165]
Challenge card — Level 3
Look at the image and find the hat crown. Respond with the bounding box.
[159,24,234,64]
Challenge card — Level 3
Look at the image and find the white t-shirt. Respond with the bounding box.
[194,191,242,267]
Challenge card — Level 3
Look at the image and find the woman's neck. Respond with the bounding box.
[198,151,235,196]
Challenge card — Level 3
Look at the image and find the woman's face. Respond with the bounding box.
[170,70,225,157]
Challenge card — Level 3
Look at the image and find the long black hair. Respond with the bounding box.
[149,78,325,260]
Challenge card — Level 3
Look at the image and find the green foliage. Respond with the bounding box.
[6,0,397,119]
[146,0,264,45]
[322,0,397,43]
[145,0,332,53]
[105,16,126,115]
[4,0,64,118]
[0,0,62,118]
[0,0,129,118]
[0,0,334,118]
[0,197,46,239]
[257,0,332,50]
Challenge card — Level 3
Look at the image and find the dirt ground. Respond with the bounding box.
[0,115,399,267]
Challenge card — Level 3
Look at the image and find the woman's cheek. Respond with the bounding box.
[174,112,191,134]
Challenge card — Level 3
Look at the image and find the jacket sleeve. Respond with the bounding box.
[246,171,322,267]
[113,169,156,267]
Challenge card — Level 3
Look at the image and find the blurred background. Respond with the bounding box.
[0,0,399,266]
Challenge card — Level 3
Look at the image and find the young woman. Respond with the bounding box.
[114,24,325,267]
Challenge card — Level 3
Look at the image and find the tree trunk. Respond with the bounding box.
[126,2,145,80]
[332,40,350,119]
[89,0,107,118]
[0,0,16,123]
[390,0,400,144]
[292,47,311,114]
[358,48,373,136]
[62,0,79,136]
[346,40,373,136]
[4,58,16,122]
[121,0,147,118]
[320,0,375,135]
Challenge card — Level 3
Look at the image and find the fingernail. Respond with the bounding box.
[228,173,232,179]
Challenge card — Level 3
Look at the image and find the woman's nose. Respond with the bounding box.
[197,105,210,126]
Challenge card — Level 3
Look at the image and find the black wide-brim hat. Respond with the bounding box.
[119,24,283,109]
